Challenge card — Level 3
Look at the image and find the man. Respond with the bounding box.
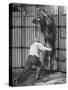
[29,38,52,79]
[13,38,52,85]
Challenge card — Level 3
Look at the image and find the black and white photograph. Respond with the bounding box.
[9,3,66,87]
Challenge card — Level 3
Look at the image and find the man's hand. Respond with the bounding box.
[48,48,52,51]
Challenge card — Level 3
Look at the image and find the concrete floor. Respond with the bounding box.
[12,69,66,86]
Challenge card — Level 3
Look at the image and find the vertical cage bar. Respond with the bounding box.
[21,5,23,67]
[57,6,60,70]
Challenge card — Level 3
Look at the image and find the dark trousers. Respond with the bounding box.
[16,55,41,84]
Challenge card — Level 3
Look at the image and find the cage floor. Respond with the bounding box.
[12,69,66,86]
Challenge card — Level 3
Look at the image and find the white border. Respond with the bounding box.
[0,0,68,90]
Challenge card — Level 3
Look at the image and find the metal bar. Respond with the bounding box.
[52,14,66,17]
[12,67,24,69]
[57,6,60,70]
[10,25,66,30]
[56,25,66,28]
[35,6,36,37]
[12,26,38,28]
[21,4,23,67]
[24,7,26,66]
[10,47,66,51]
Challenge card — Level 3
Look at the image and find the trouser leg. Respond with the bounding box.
[36,67,41,80]
[17,64,31,84]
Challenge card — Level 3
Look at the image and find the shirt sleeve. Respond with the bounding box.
[38,43,51,51]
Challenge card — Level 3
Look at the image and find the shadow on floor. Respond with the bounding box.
[12,69,66,86]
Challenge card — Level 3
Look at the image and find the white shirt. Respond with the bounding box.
[29,42,51,57]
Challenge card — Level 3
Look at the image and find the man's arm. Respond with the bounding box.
[38,43,52,51]
[44,46,52,51]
